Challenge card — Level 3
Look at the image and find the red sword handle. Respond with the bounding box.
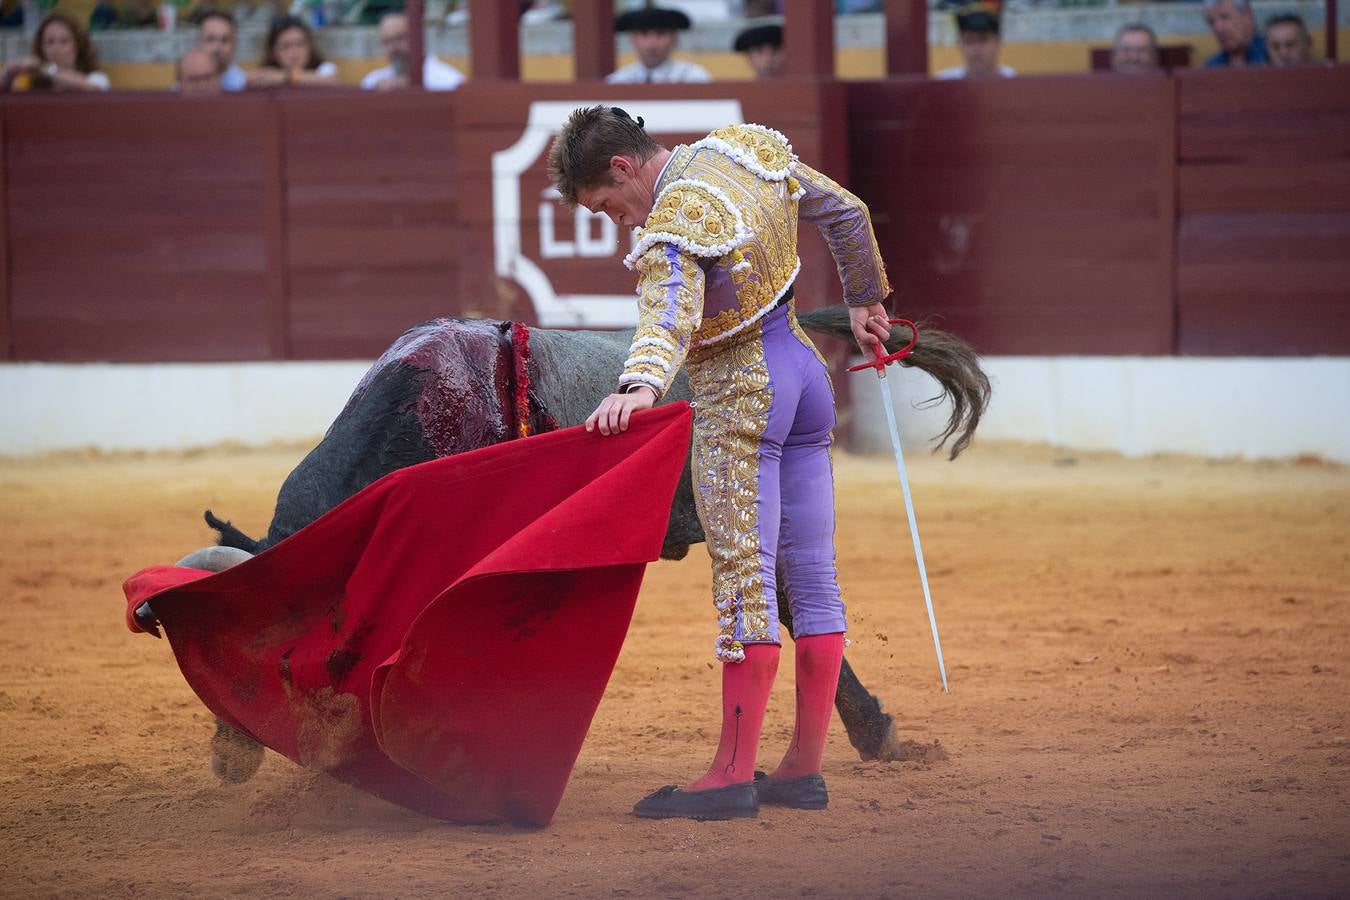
[847,318,919,374]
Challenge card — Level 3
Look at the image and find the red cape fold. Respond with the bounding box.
[123,402,692,827]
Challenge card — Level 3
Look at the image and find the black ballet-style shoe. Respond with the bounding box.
[753,771,829,810]
[632,782,759,820]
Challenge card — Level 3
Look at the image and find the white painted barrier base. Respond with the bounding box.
[3,358,1348,463]
[852,356,1350,464]
[0,362,372,456]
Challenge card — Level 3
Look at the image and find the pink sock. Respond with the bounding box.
[687,643,780,791]
[769,632,844,781]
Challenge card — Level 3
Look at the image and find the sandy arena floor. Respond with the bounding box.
[1,438,1347,898]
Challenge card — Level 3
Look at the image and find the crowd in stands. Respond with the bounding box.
[0,0,1336,95]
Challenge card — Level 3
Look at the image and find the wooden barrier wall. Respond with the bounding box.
[1175,67,1350,355]
[6,95,283,361]
[0,67,1346,363]
[280,92,460,358]
[848,75,1177,356]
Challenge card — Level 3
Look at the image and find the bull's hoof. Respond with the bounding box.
[869,716,904,762]
[844,705,898,762]
[211,720,265,784]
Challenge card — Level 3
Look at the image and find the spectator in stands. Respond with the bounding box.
[0,13,110,92]
[197,11,246,92]
[1202,0,1268,67]
[1111,22,1160,73]
[0,0,23,29]
[185,0,220,26]
[607,6,711,84]
[120,0,159,28]
[361,12,465,91]
[1265,13,1315,66]
[734,22,785,79]
[178,46,223,94]
[89,0,119,31]
[248,15,341,87]
[235,0,281,30]
[937,3,1015,79]
[520,1,565,24]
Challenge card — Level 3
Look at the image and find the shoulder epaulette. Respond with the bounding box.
[623,177,751,271]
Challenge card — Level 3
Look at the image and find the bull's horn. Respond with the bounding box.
[171,544,266,784]
[175,545,253,572]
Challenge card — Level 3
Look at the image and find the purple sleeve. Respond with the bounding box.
[795,161,892,308]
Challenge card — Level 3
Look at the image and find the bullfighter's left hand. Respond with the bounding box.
[587,386,656,436]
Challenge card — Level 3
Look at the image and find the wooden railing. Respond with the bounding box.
[0,66,1345,362]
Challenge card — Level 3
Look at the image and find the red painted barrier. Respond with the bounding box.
[1,68,1346,363]
[4,94,283,361]
[847,75,1178,356]
[1175,66,1350,355]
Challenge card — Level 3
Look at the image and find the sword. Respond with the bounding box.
[848,319,950,693]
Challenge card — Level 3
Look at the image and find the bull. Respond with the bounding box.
[174,306,989,784]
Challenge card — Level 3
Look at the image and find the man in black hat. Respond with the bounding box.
[733,22,784,79]
[937,2,1016,79]
[607,6,712,83]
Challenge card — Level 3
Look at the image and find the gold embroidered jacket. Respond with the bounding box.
[617,123,891,397]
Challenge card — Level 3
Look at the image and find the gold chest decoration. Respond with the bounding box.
[627,124,806,349]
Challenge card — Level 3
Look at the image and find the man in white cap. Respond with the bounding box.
[607,6,711,84]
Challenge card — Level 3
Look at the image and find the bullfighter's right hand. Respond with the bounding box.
[849,303,893,358]
[586,387,656,436]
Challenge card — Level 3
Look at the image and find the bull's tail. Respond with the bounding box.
[203,510,264,554]
[797,306,991,459]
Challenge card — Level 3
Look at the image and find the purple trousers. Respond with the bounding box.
[685,305,846,663]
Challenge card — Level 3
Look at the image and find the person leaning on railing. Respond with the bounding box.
[1,12,110,92]
[247,15,342,88]
[1111,22,1160,74]
[1265,13,1319,67]
[1202,0,1269,67]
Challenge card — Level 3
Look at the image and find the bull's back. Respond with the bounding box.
[526,328,692,426]
[258,319,699,555]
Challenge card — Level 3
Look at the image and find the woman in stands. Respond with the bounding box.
[248,16,341,88]
[0,13,111,92]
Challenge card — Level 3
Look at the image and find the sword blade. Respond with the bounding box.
[876,373,950,693]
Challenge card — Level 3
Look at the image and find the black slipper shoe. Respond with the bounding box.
[753,771,829,810]
[632,782,758,820]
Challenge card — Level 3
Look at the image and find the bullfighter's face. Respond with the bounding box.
[577,155,655,230]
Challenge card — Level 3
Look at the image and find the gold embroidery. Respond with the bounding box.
[632,180,743,262]
[704,124,795,177]
[619,245,704,397]
[670,148,798,346]
[687,327,775,658]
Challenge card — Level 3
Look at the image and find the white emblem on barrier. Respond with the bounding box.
[493,99,744,328]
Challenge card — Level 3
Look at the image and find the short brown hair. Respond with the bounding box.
[35,13,100,74]
[547,106,662,207]
[261,16,325,71]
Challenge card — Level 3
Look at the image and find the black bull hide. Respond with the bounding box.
[207,306,989,762]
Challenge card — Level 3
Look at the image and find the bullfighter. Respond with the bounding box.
[547,106,894,820]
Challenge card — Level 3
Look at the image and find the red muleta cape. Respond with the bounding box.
[123,403,692,827]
